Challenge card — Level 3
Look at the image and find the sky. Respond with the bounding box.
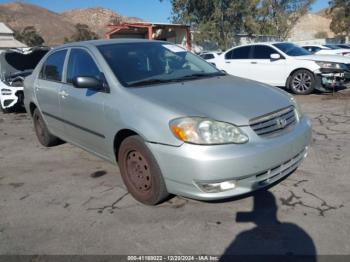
[0,0,330,23]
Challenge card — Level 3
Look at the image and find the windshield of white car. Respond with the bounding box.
[98,42,221,87]
[273,43,311,56]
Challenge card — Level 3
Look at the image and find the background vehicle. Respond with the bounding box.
[214,42,350,95]
[0,47,49,113]
[24,39,311,205]
[336,44,350,49]
[199,51,222,65]
[302,44,350,56]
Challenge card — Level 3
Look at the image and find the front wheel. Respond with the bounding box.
[118,135,169,205]
[289,69,315,95]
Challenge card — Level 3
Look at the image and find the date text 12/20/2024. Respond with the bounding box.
[127,255,219,261]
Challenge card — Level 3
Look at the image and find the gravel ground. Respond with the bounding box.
[0,90,349,257]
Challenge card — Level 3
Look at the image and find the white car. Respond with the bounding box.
[0,47,49,113]
[199,51,222,64]
[302,44,350,56]
[214,42,350,95]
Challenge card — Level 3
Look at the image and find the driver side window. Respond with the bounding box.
[67,49,101,84]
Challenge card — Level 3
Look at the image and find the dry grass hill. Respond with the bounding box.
[0,2,143,46]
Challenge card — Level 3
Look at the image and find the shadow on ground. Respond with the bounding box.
[220,190,316,262]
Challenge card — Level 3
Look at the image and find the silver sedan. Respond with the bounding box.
[24,39,312,205]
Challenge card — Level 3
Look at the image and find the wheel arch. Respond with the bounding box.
[113,129,139,162]
[285,68,315,89]
[29,102,37,117]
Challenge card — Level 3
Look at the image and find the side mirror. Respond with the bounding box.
[72,76,102,90]
[270,53,281,60]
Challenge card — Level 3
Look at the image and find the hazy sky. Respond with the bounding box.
[0,0,330,23]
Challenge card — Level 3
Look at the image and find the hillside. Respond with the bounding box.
[61,7,143,38]
[0,2,143,46]
[289,12,334,41]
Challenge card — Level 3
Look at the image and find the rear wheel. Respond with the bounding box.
[33,108,61,147]
[118,135,169,205]
[289,69,315,95]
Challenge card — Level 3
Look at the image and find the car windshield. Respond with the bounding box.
[273,43,311,56]
[97,42,223,87]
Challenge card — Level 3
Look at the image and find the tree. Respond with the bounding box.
[65,23,99,43]
[162,0,314,49]
[257,0,314,40]
[328,0,350,37]
[14,26,45,46]
[314,31,328,38]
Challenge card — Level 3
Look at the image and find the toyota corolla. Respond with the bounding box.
[24,39,311,205]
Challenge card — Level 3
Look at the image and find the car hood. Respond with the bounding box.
[0,47,49,79]
[129,75,293,126]
[294,54,350,63]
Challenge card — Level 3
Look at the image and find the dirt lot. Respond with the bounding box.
[0,90,350,256]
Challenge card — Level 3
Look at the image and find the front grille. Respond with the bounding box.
[249,106,297,137]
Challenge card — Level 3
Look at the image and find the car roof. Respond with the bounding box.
[54,38,169,49]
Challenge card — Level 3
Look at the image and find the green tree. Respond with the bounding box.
[328,0,350,37]
[162,0,314,49]
[65,23,99,43]
[14,26,45,46]
[257,0,314,39]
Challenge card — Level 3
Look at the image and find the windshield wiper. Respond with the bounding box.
[128,78,175,87]
[174,72,225,81]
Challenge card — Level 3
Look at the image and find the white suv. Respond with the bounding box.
[215,42,350,94]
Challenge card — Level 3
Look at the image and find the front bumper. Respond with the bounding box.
[0,83,24,109]
[315,69,350,91]
[147,117,312,200]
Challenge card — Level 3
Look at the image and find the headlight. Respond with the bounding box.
[290,97,303,120]
[316,61,347,70]
[169,117,248,145]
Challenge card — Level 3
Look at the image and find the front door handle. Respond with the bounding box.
[225,61,231,64]
[251,62,258,64]
[58,90,69,99]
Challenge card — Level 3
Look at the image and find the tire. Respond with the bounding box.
[118,135,169,205]
[33,108,61,147]
[0,103,10,114]
[289,69,315,95]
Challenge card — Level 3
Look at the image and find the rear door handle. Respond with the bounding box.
[225,61,231,64]
[34,85,40,92]
[250,62,258,64]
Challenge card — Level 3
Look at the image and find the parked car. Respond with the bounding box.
[24,39,311,205]
[214,42,350,95]
[199,51,222,64]
[336,44,350,49]
[0,47,49,113]
[302,44,350,56]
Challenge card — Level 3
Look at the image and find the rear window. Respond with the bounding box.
[40,50,67,82]
[225,46,252,59]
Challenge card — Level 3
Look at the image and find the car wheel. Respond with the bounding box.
[33,108,61,147]
[118,135,169,205]
[289,69,315,95]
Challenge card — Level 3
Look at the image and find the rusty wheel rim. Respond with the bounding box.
[125,150,152,194]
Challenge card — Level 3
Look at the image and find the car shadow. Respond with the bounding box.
[220,190,316,262]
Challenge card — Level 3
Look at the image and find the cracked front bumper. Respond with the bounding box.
[0,82,24,109]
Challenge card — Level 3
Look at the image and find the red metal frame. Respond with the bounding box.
[105,22,192,50]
